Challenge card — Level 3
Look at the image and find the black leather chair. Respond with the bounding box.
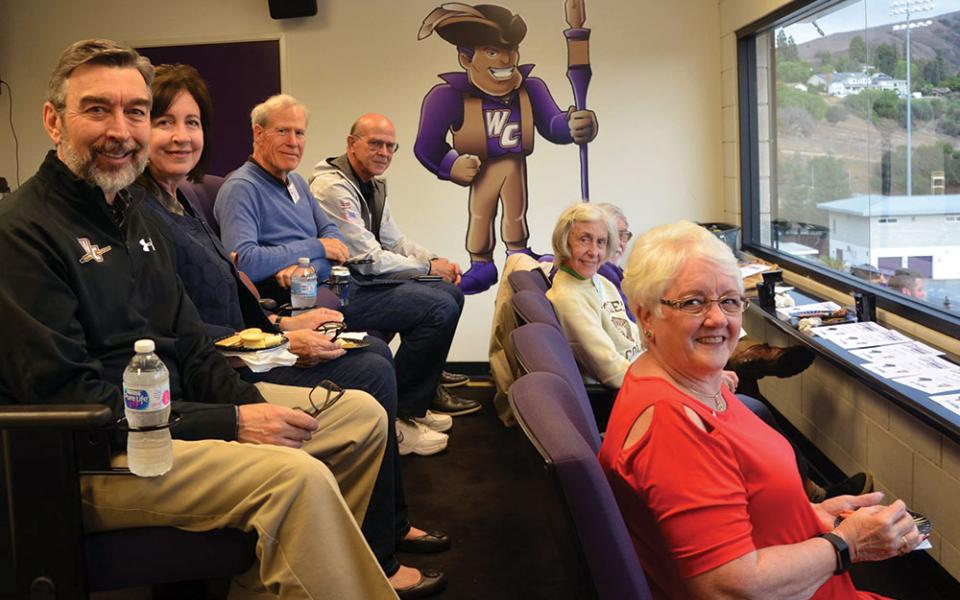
[0,403,256,599]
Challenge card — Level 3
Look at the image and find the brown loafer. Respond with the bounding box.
[395,568,446,599]
[440,370,470,387]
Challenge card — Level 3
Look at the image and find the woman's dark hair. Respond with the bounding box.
[150,63,213,183]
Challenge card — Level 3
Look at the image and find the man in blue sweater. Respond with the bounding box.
[216,95,480,456]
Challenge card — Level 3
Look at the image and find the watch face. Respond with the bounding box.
[910,510,932,536]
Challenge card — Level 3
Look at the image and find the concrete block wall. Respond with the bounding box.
[744,308,960,580]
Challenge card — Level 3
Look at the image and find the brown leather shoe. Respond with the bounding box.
[431,386,481,416]
[727,343,814,380]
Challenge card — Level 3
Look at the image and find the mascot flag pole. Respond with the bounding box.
[564,0,592,201]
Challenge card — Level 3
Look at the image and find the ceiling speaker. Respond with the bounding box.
[269,0,317,19]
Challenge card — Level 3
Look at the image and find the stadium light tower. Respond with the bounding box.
[891,0,934,196]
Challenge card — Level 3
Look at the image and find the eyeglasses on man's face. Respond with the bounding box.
[352,135,399,154]
[618,229,633,242]
[659,295,749,316]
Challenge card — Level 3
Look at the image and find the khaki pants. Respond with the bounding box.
[80,384,397,600]
[467,153,529,260]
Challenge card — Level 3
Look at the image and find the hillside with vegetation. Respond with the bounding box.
[772,15,960,227]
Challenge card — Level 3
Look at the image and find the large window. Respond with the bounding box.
[739,0,960,331]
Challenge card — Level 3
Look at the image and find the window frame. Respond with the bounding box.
[736,0,960,339]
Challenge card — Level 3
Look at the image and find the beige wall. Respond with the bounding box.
[0,0,724,361]
[722,0,960,582]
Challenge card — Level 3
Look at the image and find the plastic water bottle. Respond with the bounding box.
[123,339,173,477]
[291,257,318,311]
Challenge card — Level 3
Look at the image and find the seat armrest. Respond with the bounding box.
[0,404,113,429]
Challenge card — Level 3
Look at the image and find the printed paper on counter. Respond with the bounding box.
[850,341,944,362]
[811,321,910,350]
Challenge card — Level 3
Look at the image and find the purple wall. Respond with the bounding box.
[137,40,281,177]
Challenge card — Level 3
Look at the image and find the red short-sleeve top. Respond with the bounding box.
[597,374,885,600]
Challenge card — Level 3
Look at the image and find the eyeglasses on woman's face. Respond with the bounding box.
[659,295,749,317]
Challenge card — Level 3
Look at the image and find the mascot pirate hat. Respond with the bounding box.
[418,3,527,49]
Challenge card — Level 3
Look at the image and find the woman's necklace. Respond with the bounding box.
[679,383,727,416]
[710,390,727,416]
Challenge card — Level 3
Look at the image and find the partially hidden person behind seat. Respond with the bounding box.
[598,220,925,600]
[135,64,446,598]
[214,94,480,455]
[0,38,398,599]
[594,202,634,322]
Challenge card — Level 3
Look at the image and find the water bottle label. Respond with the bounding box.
[124,386,170,411]
[292,279,317,297]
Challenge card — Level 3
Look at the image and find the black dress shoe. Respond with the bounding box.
[431,386,481,416]
[440,370,470,387]
[397,529,451,553]
[395,568,446,600]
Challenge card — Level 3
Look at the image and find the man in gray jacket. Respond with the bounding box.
[310,114,480,431]
[310,113,462,285]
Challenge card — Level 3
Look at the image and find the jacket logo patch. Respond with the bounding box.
[139,238,156,252]
[339,199,359,221]
[77,237,112,264]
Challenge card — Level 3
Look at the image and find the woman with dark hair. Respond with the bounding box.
[135,63,447,598]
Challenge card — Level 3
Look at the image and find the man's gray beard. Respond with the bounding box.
[60,136,148,197]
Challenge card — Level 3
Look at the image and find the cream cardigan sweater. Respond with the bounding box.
[547,268,642,388]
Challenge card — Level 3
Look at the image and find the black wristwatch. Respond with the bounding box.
[818,532,851,575]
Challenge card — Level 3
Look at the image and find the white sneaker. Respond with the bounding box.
[396,419,449,456]
[413,410,453,433]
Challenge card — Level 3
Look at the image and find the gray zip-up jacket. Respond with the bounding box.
[309,154,434,277]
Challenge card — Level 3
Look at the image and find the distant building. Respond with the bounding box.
[828,72,871,97]
[817,194,960,278]
[871,73,909,97]
[827,71,908,98]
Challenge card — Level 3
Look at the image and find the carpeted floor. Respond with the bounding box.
[401,378,960,600]
[400,380,585,600]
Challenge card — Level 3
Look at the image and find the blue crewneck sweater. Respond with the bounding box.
[215,160,343,282]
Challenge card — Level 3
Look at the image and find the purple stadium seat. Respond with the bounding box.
[179,174,226,236]
[508,269,550,294]
[510,322,601,451]
[512,290,562,329]
[509,372,652,600]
